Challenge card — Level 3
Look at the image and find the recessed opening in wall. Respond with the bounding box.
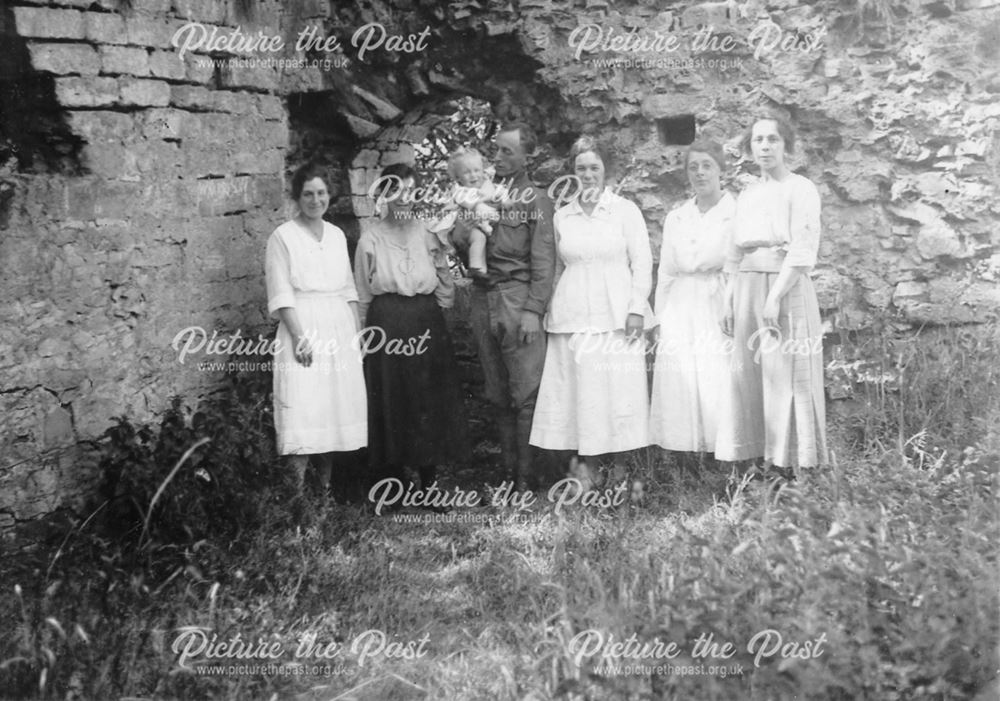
[656,115,697,146]
[286,89,360,241]
[286,91,359,170]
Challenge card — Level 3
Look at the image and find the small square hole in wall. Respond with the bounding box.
[656,115,696,146]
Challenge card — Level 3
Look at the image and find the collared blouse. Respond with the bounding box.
[353,222,454,322]
[546,188,654,333]
[655,192,735,313]
[265,220,358,317]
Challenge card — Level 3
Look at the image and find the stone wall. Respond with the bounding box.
[2,0,997,529]
[0,0,295,527]
[393,0,1000,329]
[332,0,1000,326]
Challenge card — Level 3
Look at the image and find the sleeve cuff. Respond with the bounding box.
[783,252,816,269]
[268,293,295,316]
[628,300,648,316]
[436,283,455,309]
[523,298,546,316]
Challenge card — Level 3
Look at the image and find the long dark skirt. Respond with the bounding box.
[363,293,470,469]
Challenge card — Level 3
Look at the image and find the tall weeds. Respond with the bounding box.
[1,321,996,700]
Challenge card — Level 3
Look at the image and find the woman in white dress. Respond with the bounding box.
[716,116,828,472]
[264,162,367,495]
[529,136,654,468]
[649,140,735,457]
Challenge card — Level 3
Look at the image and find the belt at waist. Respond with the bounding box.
[473,275,530,291]
[671,269,725,278]
[738,248,786,273]
[294,290,351,299]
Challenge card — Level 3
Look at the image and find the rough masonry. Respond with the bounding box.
[1,0,997,527]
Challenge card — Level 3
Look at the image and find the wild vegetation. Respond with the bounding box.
[1,321,997,701]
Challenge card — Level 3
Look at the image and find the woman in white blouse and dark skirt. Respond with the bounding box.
[716,116,828,473]
[529,136,654,471]
[355,163,469,491]
[264,162,367,498]
[649,140,735,459]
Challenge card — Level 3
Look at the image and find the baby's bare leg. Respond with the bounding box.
[469,228,487,273]
[473,202,496,234]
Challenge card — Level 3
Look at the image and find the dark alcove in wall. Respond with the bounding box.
[282,21,573,255]
[657,115,697,146]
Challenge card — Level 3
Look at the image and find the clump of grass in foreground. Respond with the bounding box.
[5,442,992,700]
[827,321,999,461]
[0,367,295,700]
[2,324,996,700]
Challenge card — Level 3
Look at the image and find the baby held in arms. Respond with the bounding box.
[442,147,509,277]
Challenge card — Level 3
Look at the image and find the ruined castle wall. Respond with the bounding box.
[2,0,997,528]
[0,0,306,526]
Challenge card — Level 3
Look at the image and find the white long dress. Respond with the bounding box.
[265,220,367,455]
[649,193,735,453]
[529,189,654,456]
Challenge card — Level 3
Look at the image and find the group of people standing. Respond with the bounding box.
[649,120,827,470]
[263,115,828,502]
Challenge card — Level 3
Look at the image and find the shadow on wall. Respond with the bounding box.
[0,5,84,182]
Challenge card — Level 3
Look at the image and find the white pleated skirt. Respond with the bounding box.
[714,272,827,467]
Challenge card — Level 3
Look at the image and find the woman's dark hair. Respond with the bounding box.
[569,135,617,181]
[290,161,329,200]
[740,114,797,156]
[373,162,420,199]
[684,139,727,171]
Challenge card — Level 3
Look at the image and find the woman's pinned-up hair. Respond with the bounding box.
[373,162,420,200]
[684,139,727,171]
[569,135,617,181]
[290,161,329,199]
[739,114,797,156]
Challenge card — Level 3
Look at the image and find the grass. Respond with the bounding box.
[1,323,998,700]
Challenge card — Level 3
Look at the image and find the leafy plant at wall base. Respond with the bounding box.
[97,368,287,548]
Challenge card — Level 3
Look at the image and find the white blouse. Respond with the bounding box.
[727,173,821,273]
[546,189,654,333]
[353,223,454,322]
[265,220,358,317]
[655,192,735,314]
